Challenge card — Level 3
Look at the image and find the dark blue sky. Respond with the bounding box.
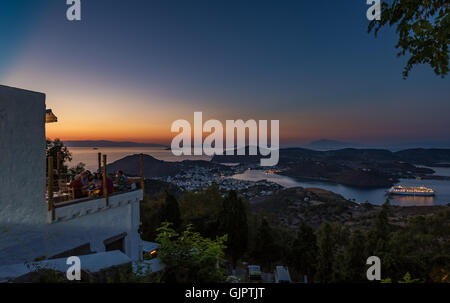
[1,0,449,146]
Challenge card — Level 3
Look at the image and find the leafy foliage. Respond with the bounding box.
[368,0,449,78]
[46,138,72,176]
[155,222,227,283]
[398,272,421,283]
[314,222,350,282]
[141,186,249,266]
[179,185,223,238]
[68,162,86,179]
[382,272,421,283]
[343,229,367,282]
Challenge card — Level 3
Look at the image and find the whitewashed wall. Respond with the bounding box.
[0,85,142,267]
[0,85,47,226]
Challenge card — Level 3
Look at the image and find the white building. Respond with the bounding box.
[0,85,145,280]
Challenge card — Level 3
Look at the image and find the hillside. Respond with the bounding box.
[107,154,227,178]
[303,139,366,150]
[251,187,450,230]
[394,148,450,165]
[212,147,448,187]
[212,147,450,165]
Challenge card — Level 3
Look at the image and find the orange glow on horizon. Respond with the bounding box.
[45,123,173,145]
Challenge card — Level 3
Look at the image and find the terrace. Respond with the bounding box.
[46,152,145,223]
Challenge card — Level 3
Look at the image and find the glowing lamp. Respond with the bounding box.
[46,109,58,123]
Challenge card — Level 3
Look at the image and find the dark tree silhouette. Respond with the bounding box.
[46,138,72,176]
[160,190,182,230]
[369,0,449,78]
[289,223,318,280]
[251,218,280,269]
[343,229,367,282]
[314,222,334,283]
[219,190,248,266]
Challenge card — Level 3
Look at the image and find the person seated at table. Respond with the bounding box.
[80,171,91,188]
[86,170,94,182]
[69,175,85,199]
[115,170,128,191]
[98,174,114,195]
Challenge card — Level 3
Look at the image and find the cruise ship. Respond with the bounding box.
[388,185,435,196]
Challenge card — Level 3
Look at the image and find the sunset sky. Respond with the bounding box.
[1,0,449,147]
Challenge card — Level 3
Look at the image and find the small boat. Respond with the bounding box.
[92,147,99,150]
[388,185,435,196]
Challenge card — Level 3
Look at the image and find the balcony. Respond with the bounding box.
[46,153,145,222]
[49,189,143,223]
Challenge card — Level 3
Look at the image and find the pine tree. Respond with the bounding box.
[366,199,396,279]
[160,190,181,230]
[219,191,248,266]
[367,199,391,255]
[343,229,367,282]
[374,199,391,239]
[328,222,350,282]
[314,222,334,283]
[251,218,280,269]
[289,223,317,280]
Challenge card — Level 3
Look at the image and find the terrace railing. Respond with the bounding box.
[47,153,145,222]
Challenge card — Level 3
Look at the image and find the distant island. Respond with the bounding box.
[63,140,167,148]
[301,138,450,151]
[302,139,366,150]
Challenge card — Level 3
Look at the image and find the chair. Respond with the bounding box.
[68,187,75,200]
[58,180,74,201]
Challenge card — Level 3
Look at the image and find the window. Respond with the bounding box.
[104,232,127,253]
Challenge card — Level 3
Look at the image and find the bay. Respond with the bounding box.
[232,169,450,206]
